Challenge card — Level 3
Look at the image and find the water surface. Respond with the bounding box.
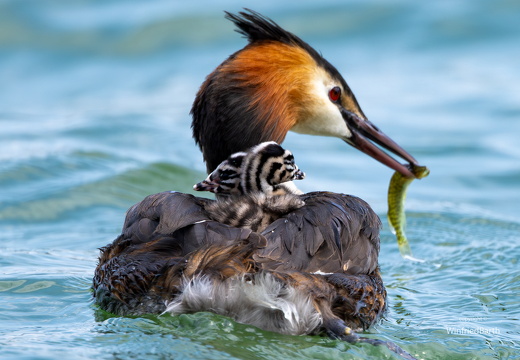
[1,1,519,359]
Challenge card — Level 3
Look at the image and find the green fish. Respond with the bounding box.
[387,164,430,258]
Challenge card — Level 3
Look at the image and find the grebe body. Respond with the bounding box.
[93,10,420,345]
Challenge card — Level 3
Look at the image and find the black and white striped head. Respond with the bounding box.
[193,151,246,195]
[193,141,304,195]
[241,141,304,195]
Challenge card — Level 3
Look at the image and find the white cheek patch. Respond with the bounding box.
[290,71,352,139]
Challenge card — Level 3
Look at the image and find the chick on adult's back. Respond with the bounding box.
[194,141,305,232]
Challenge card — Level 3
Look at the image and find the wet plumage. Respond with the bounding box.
[93,190,384,333]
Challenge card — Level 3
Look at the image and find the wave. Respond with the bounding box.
[0,160,205,222]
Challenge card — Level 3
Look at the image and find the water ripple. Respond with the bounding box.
[1,1,520,359]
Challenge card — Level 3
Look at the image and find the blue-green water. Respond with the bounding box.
[1,1,519,359]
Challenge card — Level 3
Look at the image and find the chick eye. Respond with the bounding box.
[219,170,231,180]
[328,86,341,103]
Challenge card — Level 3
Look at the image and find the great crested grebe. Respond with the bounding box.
[194,141,306,232]
[93,9,419,357]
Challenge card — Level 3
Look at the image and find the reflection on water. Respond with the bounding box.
[1,0,519,359]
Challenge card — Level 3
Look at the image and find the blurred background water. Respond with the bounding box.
[1,0,519,359]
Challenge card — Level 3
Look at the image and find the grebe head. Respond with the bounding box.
[191,9,418,178]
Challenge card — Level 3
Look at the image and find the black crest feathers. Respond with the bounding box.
[224,9,346,90]
[224,9,301,46]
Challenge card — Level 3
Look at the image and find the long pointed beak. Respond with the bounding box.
[341,108,418,178]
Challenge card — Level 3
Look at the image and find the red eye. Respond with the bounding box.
[328,86,341,103]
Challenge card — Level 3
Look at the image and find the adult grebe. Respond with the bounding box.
[93,10,420,357]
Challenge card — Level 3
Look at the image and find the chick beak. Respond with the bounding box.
[340,108,418,178]
[292,169,306,180]
[193,173,220,193]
